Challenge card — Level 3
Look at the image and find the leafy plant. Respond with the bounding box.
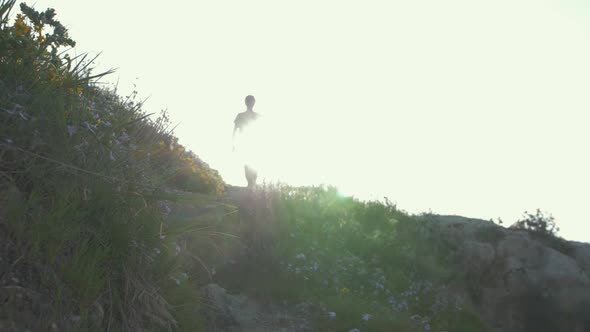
[0,2,224,330]
[511,209,559,236]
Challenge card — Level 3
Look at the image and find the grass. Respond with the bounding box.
[212,184,492,331]
[1,2,509,331]
[0,2,226,330]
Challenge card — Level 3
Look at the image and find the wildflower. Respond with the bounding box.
[349,329,361,332]
[327,312,336,319]
[153,248,161,255]
[120,131,130,141]
[33,24,43,34]
[4,138,13,144]
[295,253,306,260]
[362,313,371,321]
[424,324,431,330]
[69,87,83,95]
[14,14,31,37]
[340,287,350,295]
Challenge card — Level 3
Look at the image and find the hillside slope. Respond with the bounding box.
[2,2,589,331]
[161,186,590,332]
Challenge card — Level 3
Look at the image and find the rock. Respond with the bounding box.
[571,241,590,274]
[462,241,495,276]
[201,284,312,332]
[201,284,240,330]
[424,214,590,332]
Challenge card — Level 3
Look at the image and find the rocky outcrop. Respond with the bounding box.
[428,215,590,332]
[201,284,312,332]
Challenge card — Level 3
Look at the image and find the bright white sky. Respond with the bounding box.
[26,0,590,242]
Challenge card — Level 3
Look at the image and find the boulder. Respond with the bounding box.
[428,215,590,332]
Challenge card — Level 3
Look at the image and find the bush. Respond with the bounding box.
[0,2,224,330]
[511,209,559,236]
[510,209,573,255]
[220,184,489,332]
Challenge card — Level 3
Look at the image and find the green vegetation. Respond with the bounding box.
[510,209,573,255]
[1,1,224,330]
[0,3,494,330]
[214,185,491,331]
[5,1,572,331]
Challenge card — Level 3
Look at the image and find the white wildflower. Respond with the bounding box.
[362,313,371,321]
[67,125,77,137]
[327,311,336,319]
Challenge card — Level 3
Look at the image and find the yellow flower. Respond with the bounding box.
[14,14,31,37]
[34,24,43,34]
[339,287,350,295]
[69,87,83,95]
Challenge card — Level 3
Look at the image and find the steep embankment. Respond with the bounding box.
[1,2,224,330]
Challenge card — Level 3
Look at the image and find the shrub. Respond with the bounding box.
[219,185,489,332]
[511,209,559,236]
[0,2,224,330]
[510,209,573,255]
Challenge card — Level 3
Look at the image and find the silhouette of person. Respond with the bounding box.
[232,95,260,189]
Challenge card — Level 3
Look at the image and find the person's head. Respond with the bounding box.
[245,95,255,109]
